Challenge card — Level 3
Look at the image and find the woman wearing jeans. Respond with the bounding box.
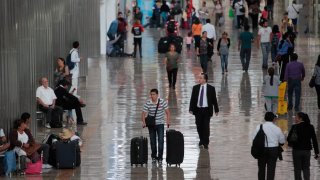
[197,31,209,73]
[287,112,319,180]
[142,89,170,166]
[313,55,320,109]
[217,32,230,74]
[164,44,180,89]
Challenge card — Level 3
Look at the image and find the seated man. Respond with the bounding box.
[36,77,63,129]
[54,79,87,125]
[0,128,10,154]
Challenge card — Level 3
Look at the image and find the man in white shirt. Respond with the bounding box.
[70,41,82,95]
[36,77,63,128]
[257,21,272,69]
[202,19,216,60]
[287,0,303,33]
[234,0,245,29]
[253,112,285,180]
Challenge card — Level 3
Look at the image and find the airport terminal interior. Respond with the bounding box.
[1,0,320,179]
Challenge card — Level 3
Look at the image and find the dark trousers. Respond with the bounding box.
[207,38,214,59]
[240,48,251,71]
[315,85,320,109]
[167,68,178,87]
[194,35,201,49]
[258,147,278,180]
[237,15,245,28]
[38,144,49,164]
[279,54,289,81]
[250,13,259,29]
[292,149,311,180]
[62,98,84,123]
[148,124,164,160]
[199,54,208,73]
[39,105,63,124]
[133,37,142,57]
[287,78,302,110]
[195,108,210,146]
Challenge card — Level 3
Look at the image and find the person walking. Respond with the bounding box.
[249,2,260,30]
[141,89,170,166]
[198,1,209,25]
[263,67,280,114]
[217,32,231,74]
[197,31,209,73]
[202,19,216,61]
[253,112,285,180]
[189,73,219,149]
[131,19,144,58]
[313,55,320,110]
[164,44,180,89]
[287,0,303,33]
[192,18,202,49]
[284,53,305,112]
[213,0,223,27]
[266,0,274,20]
[70,41,81,95]
[277,33,293,81]
[238,25,254,72]
[287,112,319,180]
[160,0,170,27]
[257,21,272,69]
[234,0,245,29]
[270,25,281,66]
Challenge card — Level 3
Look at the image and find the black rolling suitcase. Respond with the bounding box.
[130,136,148,167]
[158,37,170,54]
[169,35,183,53]
[166,129,184,167]
[54,140,80,169]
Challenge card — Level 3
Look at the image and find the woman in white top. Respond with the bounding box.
[263,67,280,114]
[214,0,223,27]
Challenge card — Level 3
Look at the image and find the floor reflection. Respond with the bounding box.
[195,149,212,180]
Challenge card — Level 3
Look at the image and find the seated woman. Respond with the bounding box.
[9,117,52,169]
[54,57,70,87]
[0,128,10,154]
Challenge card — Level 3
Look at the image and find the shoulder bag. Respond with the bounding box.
[309,75,316,88]
[145,99,160,127]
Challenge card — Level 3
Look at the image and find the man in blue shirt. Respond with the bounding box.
[284,53,305,111]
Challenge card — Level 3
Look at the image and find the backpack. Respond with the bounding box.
[251,124,268,159]
[66,50,76,70]
[167,21,176,33]
[107,20,118,40]
[271,33,279,46]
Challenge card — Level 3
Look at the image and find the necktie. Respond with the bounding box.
[199,86,204,107]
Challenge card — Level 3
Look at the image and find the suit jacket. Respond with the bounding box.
[189,83,219,117]
[54,86,79,107]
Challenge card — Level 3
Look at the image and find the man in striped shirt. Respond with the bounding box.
[142,89,170,166]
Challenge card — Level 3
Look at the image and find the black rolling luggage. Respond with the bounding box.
[130,136,148,167]
[166,129,184,167]
[158,37,170,54]
[54,140,80,169]
[158,35,183,54]
[169,35,183,53]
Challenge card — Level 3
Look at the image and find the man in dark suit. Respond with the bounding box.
[189,73,219,149]
[54,80,87,125]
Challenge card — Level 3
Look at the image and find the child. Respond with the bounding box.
[261,6,268,20]
[131,19,144,58]
[185,31,193,51]
[263,67,280,114]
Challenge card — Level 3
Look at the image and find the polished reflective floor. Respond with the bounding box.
[14,1,320,180]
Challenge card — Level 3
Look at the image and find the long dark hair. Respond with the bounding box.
[268,67,274,86]
[297,112,311,124]
[272,25,279,34]
[316,54,320,67]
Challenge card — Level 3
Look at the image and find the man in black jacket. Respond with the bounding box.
[54,80,87,125]
[189,73,219,149]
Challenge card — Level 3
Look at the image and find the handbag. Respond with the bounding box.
[23,143,41,156]
[218,16,225,26]
[275,54,282,62]
[145,99,160,127]
[25,158,42,174]
[309,75,316,88]
[289,126,298,143]
[228,8,234,18]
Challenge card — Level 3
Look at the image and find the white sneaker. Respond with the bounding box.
[45,123,51,129]
[42,164,52,169]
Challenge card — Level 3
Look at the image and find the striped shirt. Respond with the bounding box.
[143,98,168,125]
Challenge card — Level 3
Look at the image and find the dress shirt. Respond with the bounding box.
[197,84,208,108]
[36,86,57,105]
[202,23,216,40]
[284,61,305,81]
[253,122,285,148]
[70,48,80,78]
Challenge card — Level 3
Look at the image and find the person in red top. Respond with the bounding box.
[131,19,144,58]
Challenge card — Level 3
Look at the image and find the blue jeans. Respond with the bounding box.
[240,48,251,71]
[288,78,301,110]
[199,54,208,73]
[261,42,271,68]
[161,12,167,27]
[148,124,164,160]
[271,45,277,63]
[220,54,228,72]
